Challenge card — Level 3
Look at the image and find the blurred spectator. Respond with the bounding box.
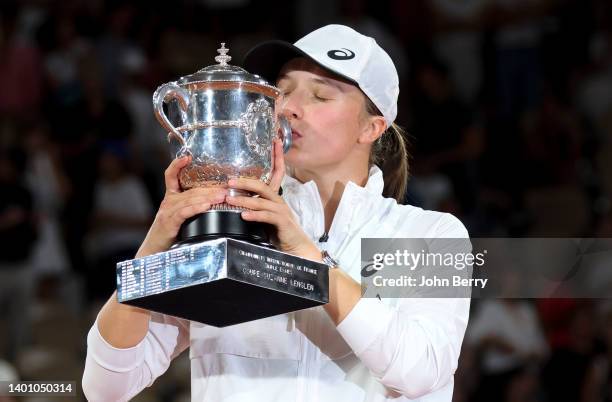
[389,0,435,57]
[0,147,37,362]
[582,304,612,402]
[596,211,612,236]
[23,121,71,278]
[574,2,612,234]
[540,0,595,102]
[39,12,92,106]
[118,48,169,204]
[408,58,484,217]
[0,359,18,381]
[47,56,132,276]
[477,1,549,236]
[576,1,612,141]
[97,2,142,98]
[491,0,547,121]
[538,299,582,349]
[541,302,597,402]
[522,89,583,187]
[0,358,18,402]
[466,300,549,402]
[0,1,43,118]
[84,141,152,302]
[294,0,339,38]
[339,0,408,80]
[430,0,488,104]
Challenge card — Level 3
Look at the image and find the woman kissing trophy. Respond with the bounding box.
[114,44,328,327]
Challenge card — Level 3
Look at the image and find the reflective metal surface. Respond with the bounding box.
[116,238,329,327]
[152,43,292,198]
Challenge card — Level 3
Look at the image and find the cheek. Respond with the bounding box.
[286,103,362,167]
[310,106,359,149]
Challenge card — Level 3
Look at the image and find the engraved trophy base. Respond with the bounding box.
[177,210,273,247]
[116,238,329,327]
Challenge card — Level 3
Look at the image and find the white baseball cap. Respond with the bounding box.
[243,24,399,126]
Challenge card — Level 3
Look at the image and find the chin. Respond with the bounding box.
[284,153,313,173]
[284,148,300,166]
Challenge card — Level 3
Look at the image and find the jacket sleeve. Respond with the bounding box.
[82,312,190,402]
[336,213,471,399]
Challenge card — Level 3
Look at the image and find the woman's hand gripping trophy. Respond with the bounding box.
[135,155,228,258]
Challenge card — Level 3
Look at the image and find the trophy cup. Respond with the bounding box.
[115,44,329,327]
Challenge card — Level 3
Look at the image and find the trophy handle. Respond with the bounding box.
[278,115,292,153]
[153,82,190,146]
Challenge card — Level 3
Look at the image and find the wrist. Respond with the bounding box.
[136,236,172,258]
[295,243,322,262]
[320,250,340,269]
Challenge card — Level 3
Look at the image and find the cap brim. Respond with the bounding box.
[242,40,358,86]
[243,40,310,84]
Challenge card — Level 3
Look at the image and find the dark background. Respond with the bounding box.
[0,0,611,401]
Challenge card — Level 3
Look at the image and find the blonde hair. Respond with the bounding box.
[365,99,410,203]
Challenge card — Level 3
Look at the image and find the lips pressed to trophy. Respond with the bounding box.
[115,44,329,327]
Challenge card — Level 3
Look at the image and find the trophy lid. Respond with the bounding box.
[176,43,276,89]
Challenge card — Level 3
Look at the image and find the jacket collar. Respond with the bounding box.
[282,165,384,197]
[281,166,385,250]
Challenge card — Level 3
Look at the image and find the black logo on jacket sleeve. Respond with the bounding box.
[327,48,355,60]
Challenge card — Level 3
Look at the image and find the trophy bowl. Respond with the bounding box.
[153,43,292,245]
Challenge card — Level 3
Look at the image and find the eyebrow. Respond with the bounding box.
[277,74,346,92]
[310,77,345,92]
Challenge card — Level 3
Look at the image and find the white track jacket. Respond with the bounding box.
[83,166,471,402]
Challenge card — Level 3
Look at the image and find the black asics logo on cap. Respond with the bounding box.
[327,48,355,60]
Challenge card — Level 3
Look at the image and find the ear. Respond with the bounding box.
[358,115,387,145]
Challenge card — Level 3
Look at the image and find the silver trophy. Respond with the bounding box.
[153,43,292,245]
[116,44,328,327]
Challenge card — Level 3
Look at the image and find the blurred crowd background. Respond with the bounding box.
[1,0,611,401]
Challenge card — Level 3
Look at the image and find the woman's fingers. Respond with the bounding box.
[166,188,226,216]
[241,209,278,225]
[226,194,277,212]
[156,187,227,233]
[228,177,279,201]
[269,139,285,193]
[174,202,212,225]
[181,186,228,201]
[164,155,191,193]
[168,193,225,215]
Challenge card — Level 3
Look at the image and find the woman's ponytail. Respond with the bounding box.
[366,99,410,203]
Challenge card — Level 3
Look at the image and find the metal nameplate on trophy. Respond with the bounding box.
[116,238,329,327]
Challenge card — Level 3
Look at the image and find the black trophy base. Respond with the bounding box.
[116,238,329,327]
[124,278,321,327]
[177,210,273,247]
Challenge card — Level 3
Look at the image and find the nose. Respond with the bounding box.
[279,91,303,121]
